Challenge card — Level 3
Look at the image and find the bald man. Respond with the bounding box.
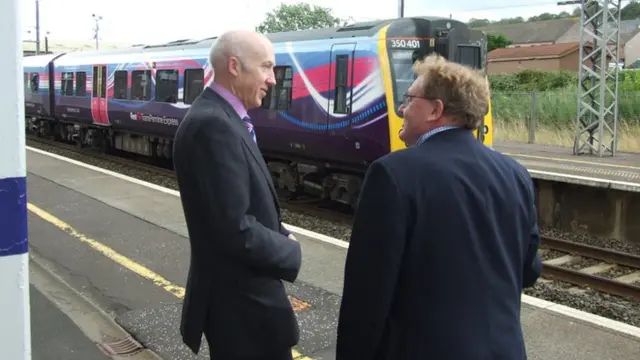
[173,30,302,360]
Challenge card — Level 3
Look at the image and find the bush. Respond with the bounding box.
[489,69,640,128]
[489,69,577,92]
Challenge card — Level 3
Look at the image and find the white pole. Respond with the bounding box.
[0,0,31,359]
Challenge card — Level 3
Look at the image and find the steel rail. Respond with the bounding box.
[541,235,640,269]
[541,264,640,300]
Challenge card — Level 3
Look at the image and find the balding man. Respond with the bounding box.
[336,54,541,359]
[173,30,302,360]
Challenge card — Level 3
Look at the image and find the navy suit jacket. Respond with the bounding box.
[336,128,542,360]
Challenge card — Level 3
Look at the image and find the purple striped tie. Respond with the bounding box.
[243,116,257,144]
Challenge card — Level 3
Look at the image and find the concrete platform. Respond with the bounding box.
[25,146,640,360]
[30,283,112,360]
[494,142,640,245]
[28,236,162,360]
[494,141,640,191]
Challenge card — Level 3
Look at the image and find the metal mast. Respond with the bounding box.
[573,0,622,156]
[92,14,102,50]
[35,0,40,54]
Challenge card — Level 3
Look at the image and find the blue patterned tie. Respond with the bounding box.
[243,116,257,144]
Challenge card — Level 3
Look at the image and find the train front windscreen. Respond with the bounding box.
[389,49,417,110]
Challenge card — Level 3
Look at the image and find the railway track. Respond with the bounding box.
[27,134,176,179]
[27,134,354,223]
[540,236,640,300]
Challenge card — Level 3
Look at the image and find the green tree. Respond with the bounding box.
[621,0,640,20]
[487,34,512,52]
[255,3,346,33]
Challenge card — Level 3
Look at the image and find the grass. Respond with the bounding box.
[491,90,640,152]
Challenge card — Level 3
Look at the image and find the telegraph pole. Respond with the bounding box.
[559,0,621,157]
[35,0,40,54]
[92,13,102,50]
[0,0,31,359]
[398,0,404,18]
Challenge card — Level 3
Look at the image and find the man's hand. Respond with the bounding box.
[288,234,297,242]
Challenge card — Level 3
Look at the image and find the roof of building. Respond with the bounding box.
[556,18,640,44]
[488,42,583,60]
[475,18,578,44]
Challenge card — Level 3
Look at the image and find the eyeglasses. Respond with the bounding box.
[402,93,430,106]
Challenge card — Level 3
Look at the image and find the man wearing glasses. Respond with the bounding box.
[336,54,542,360]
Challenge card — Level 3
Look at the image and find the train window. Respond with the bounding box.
[261,66,292,110]
[61,72,74,96]
[334,55,349,114]
[456,45,481,69]
[390,50,416,105]
[75,72,87,96]
[30,73,39,92]
[113,71,128,100]
[183,68,204,104]
[23,73,28,93]
[131,70,151,101]
[155,69,179,103]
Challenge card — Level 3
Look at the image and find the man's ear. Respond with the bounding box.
[228,56,240,77]
[428,99,445,121]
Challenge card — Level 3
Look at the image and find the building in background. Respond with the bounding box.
[486,42,612,74]
[477,18,640,73]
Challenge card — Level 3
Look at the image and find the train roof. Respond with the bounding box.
[192,16,457,48]
[48,16,473,67]
[22,53,63,68]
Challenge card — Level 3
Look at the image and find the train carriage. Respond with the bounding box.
[23,53,63,133]
[23,16,493,209]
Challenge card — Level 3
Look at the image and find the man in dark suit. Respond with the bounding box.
[173,30,302,360]
[336,54,542,360]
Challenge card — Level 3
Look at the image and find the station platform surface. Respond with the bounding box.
[30,282,111,360]
[493,141,640,189]
[25,146,640,360]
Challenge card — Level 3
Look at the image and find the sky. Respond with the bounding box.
[20,0,580,45]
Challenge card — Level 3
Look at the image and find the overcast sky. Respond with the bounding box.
[20,0,578,45]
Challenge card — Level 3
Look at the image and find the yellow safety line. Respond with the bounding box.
[27,203,314,359]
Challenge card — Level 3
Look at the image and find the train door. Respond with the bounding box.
[91,65,110,125]
[328,43,356,135]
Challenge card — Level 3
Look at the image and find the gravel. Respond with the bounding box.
[598,265,637,279]
[524,281,640,327]
[28,139,640,328]
[543,227,640,256]
[280,208,352,240]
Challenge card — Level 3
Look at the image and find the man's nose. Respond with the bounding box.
[398,104,405,117]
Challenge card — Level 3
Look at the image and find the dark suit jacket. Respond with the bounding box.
[173,87,302,357]
[336,128,542,360]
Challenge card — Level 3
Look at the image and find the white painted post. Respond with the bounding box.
[0,0,31,359]
[398,0,404,18]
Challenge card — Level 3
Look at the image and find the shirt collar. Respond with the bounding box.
[209,82,248,119]
[415,125,460,146]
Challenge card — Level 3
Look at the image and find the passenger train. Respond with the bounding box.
[23,16,493,209]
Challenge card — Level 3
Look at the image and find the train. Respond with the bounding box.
[22,16,493,209]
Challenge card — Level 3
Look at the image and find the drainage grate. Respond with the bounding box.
[96,336,145,356]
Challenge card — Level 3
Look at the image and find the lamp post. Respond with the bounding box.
[92,13,102,50]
